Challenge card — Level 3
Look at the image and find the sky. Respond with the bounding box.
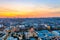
[0,0,60,18]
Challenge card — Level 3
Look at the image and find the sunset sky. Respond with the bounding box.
[0,0,60,18]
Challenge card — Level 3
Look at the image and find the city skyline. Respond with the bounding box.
[0,0,60,18]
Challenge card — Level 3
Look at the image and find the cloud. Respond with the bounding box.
[0,0,60,18]
[0,1,60,12]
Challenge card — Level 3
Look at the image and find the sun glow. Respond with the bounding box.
[0,0,60,18]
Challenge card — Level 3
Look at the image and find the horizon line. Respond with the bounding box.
[0,17,60,19]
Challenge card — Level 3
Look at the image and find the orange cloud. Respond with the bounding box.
[0,7,60,18]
